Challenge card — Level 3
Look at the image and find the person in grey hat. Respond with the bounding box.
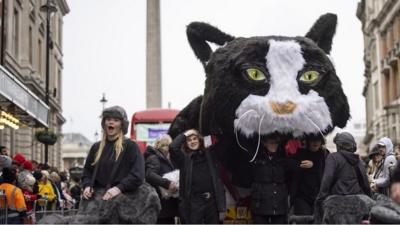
[82,105,144,200]
[0,155,12,170]
[367,145,384,187]
[314,132,371,223]
[371,137,397,196]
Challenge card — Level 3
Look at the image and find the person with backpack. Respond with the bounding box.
[314,132,371,223]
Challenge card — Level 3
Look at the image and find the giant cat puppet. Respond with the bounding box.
[168,13,350,188]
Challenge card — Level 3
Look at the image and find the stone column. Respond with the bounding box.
[146,0,161,108]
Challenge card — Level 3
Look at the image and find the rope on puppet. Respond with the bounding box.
[234,109,257,153]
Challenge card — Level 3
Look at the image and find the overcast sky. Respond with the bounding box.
[63,0,365,141]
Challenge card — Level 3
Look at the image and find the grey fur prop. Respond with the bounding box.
[38,183,161,224]
[370,194,400,224]
[319,195,374,224]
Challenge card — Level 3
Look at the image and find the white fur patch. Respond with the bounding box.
[234,40,332,137]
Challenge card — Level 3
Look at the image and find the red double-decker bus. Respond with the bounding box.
[130,108,179,153]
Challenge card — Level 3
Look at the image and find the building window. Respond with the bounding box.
[381,33,387,57]
[57,69,61,101]
[38,39,43,77]
[387,28,394,51]
[392,125,397,143]
[374,81,379,109]
[393,64,399,99]
[371,42,377,69]
[384,73,390,105]
[29,26,33,65]
[58,17,62,48]
[376,123,380,136]
[12,8,19,58]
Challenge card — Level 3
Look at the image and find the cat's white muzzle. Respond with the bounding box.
[234,90,332,138]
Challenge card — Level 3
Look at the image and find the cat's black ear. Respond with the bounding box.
[187,22,234,67]
[305,13,337,54]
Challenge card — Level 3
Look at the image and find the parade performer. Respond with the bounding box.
[38,106,160,224]
[170,129,226,224]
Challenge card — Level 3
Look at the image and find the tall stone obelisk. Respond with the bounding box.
[146,0,161,108]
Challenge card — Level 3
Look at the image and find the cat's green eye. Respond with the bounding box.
[246,68,266,81]
[300,71,319,83]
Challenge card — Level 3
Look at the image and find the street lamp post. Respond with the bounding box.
[40,0,57,165]
[100,93,108,110]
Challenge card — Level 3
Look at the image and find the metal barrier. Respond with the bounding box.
[32,199,78,223]
[0,192,7,224]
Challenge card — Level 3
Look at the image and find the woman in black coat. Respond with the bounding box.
[250,134,312,224]
[169,129,226,224]
[145,134,179,224]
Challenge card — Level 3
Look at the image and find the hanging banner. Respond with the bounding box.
[135,123,170,142]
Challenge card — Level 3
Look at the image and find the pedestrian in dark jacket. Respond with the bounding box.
[145,134,179,224]
[81,106,144,201]
[314,132,371,223]
[69,176,81,209]
[292,134,329,216]
[170,129,226,224]
[250,133,312,224]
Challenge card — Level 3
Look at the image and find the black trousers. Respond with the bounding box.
[187,195,219,224]
[156,217,175,224]
[293,197,314,215]
[252,214,287,224]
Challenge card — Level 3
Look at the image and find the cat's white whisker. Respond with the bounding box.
[249,114,265,163]
[304,115,325,137]
[235,109,257,152]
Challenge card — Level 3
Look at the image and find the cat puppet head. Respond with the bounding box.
[169,13,350,154]
[181,13,350,142]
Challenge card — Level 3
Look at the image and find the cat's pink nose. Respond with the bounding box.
[270,101,297,114]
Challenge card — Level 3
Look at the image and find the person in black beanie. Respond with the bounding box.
[291,134,329,216]
[314,132,371,223]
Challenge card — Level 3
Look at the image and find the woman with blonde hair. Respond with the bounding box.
[78,106,159,223]
[82,106,144,199]
[145,134,178,224]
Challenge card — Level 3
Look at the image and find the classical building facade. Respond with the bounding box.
[357,0,400,149]
[0,0,69,168]
[61,133,91,171]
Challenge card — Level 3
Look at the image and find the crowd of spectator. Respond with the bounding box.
[0,145,82,224]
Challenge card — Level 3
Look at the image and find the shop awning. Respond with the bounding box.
[0,65,49,127]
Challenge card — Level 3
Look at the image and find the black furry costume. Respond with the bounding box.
[165,13,400,224]
[169,13,349,187]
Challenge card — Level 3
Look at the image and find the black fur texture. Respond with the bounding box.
[187,22,234,67]
[305,13,337,54]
